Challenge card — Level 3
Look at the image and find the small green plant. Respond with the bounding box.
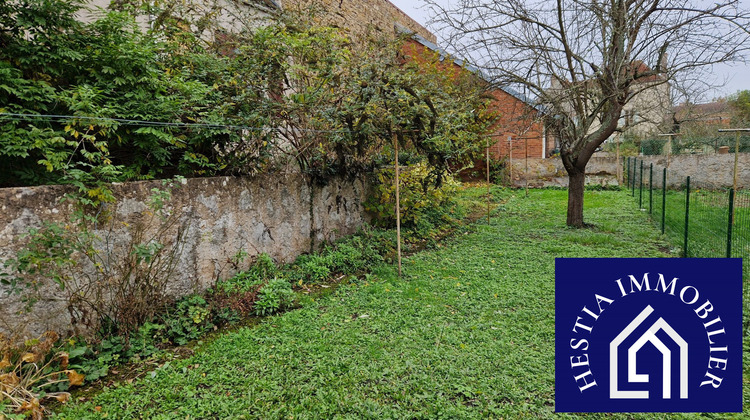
[488,156,508,184]
[290,254,331,285]
[163,295,214,346]
[253,278,294,317]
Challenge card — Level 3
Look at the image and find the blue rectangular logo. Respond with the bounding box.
[555,258,742,412]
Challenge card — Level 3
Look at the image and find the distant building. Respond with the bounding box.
[617,61,672,139]
[673,100,733,130]
[401,32,550,160]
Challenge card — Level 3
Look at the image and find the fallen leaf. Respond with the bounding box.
[53,393,70,403]
[0,372,20,392]
[21,353,36,363]
[59,352,69,369]
[0,354,11,370]
[66,370,85,386]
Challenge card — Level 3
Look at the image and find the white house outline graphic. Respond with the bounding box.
[609,305,689,399]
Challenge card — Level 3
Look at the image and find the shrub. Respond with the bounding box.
[325,235,383,274]
[488,156,508,184]
[163,295,214,346]
[365,162,460,229]
[253,278,295,317]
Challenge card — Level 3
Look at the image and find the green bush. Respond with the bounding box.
[325,235,383,274]
[214,254,276,294]
[163,295,214,346]
[253,278,295,316]
[291,254,332,285]
[365,162,461,229]
[488,156,508,184]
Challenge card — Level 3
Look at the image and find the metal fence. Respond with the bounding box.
[625,156,750,331]
[625,156,749,260]
[637,135,750,156]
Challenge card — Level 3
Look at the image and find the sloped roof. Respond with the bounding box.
[261,0,281,9]
[674,100,731,122]
[630,61,665,84]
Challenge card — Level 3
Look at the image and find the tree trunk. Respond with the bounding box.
[566,169,586,227]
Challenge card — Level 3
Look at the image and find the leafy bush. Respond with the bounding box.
[290,254,332,285]
[253,278,295,317]
[325,235,383,274]
[365,162,461,229]
[163,295,214,346]
[640,138,664,155]
[209,254,278,322]
[488,156,508,184]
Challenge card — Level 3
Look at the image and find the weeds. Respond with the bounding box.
[0,332,83,419]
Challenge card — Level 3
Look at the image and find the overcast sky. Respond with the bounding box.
[389,0,750,102]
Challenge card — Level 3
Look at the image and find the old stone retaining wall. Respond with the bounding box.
[507,153,750,189]
[508,157,619,187]
[636,154,750,189]
[0,173,369,340]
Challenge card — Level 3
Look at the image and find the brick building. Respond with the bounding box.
[401,33,551,160]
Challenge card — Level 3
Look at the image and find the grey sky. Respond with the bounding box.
[389,0,750,101]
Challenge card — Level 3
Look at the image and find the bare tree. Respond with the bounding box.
[426,0,750,227]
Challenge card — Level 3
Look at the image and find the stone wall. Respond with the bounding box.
[0,173,369,340]
[286,0,436,43]
[508,157,619,188]
[635,154,750,189]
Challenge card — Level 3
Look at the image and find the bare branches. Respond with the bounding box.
[425,0,749,226]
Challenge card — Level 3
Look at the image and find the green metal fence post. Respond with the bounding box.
[683,176,690,258]
[649,163,653,214]
[661,168,666,235]
[727,188,735,258]
[639,160,644,208]
[626,157,631,189]
[632,158,637,197]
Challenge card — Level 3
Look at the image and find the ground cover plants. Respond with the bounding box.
[51,188,741,419]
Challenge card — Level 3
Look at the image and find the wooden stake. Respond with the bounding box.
[394,135,402,277]
[525,137,529,197]
[508,135,513,186]
[486,138,490,224]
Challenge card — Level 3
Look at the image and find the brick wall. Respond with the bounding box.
[285,0,436,43]
[401,38,550,161]
[486,89,549,160]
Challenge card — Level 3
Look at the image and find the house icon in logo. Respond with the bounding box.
[610,305,688,399]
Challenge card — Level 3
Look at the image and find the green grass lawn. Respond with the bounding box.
[54,189,746,419]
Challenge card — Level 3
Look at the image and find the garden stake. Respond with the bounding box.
[486,138,490,224]
[508,135,512,186]
[639,159,643,209]
[394,135,402,277]
[661,168,666,235]
[684,176,690,258]
[718,128,750,223]
[649,163,653,214]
